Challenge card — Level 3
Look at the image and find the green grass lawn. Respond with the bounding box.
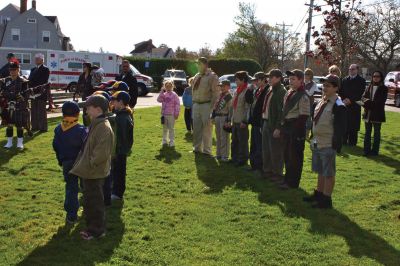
[0,107,399,266]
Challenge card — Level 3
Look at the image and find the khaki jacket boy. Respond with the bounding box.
[70,116,114,179]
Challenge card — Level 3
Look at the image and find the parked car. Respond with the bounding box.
[161,69,188,95]
[312,76,324,95]
[384,71,400,107]
[128,64,154,96]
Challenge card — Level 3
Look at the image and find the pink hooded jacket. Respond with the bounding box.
[157,91,180,118]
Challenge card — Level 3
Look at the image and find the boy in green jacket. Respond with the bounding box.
[70,95,114,240]
[110,91,134,200]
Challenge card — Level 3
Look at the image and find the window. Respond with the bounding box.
[11,28,20,41]
[68,62,83,69]
[42,31,50,43]
[27,18,37,23]
[15,53,31,64]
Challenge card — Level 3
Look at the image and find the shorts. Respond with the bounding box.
[312,147,336,177]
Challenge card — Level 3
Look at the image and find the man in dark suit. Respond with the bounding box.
[115,60,138,108]
[29,53,50,132]
[0,53,17,78]
[339,64,366,146]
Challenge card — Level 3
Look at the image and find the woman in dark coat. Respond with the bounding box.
[361,71,388,156]
[77,63,93,101]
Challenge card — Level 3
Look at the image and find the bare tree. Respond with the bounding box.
[354,0,400,73]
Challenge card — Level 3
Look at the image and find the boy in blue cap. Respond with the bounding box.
[53,101,87,224]
[110,91,133,200]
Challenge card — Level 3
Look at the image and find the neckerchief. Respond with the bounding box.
[61,116,79,132]
[233,83,247,109]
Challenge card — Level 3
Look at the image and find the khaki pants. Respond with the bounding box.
[215,115,230,159]
[162,115,175,145]
[192,102,212,154]
[262,120,284,176]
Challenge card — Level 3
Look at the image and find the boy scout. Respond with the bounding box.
[278,69,310,189]
[303,75,346,209]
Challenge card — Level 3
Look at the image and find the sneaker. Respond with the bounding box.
[111,194,122,201]
[312,194,333,209]
[169,143,175,148]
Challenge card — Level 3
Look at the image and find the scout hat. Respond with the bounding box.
[320,74,340,87]
[286,69,305,79]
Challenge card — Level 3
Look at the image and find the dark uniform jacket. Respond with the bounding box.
[28,64,50,100]
[0,76,30,126]
[339,75,366,131]
[246,84,269,127]
[116,72,138,108]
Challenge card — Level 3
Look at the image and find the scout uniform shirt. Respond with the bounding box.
[192,69,220,105]
[312,94,337,149]
[283,88,310,120]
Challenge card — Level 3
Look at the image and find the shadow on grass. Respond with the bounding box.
[341,144,400,175]
[195,155,400,265]
[155,145,182,164]
[0,130,47,168]
[184,132,193,143]
[17,201,125,266]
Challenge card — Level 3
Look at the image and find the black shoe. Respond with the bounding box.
[303,190,323,203]
[312,194,333,209]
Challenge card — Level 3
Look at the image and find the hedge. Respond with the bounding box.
[124,57,262,88]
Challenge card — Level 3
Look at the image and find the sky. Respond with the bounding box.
[6,0,377,56]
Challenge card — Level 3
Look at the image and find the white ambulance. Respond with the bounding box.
[0,48,154,96]
[47,50,154,96]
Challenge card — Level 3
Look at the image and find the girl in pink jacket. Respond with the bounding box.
[157,80,180,147]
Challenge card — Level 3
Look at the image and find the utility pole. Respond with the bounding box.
[276,22,292,71]
[304,0,314,70]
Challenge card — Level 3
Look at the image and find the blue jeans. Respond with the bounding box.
[364,122,381,155]
[62,160,79,221]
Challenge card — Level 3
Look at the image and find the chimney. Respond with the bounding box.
[20,0,27,13]
[32,0,36,10]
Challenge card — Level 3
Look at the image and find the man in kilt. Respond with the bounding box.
[0,61,30,150]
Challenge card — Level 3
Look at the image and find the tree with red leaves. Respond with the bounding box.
[311,0,368,74]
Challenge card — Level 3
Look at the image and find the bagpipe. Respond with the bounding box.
[28,83,50,99]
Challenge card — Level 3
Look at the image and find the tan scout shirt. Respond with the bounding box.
[192,69,220,106]
[232,87,249,124]
[284,91,311,119]
[312,95,337,149]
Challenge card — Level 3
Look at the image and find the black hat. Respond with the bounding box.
[7,53,15,59]
[286,69,304,79]
[320,74,340,87]
[267,69,283,79]
[218,80,231,87]
[85,95,109,113]
[197,57,208,64]
[62,101,80,117]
